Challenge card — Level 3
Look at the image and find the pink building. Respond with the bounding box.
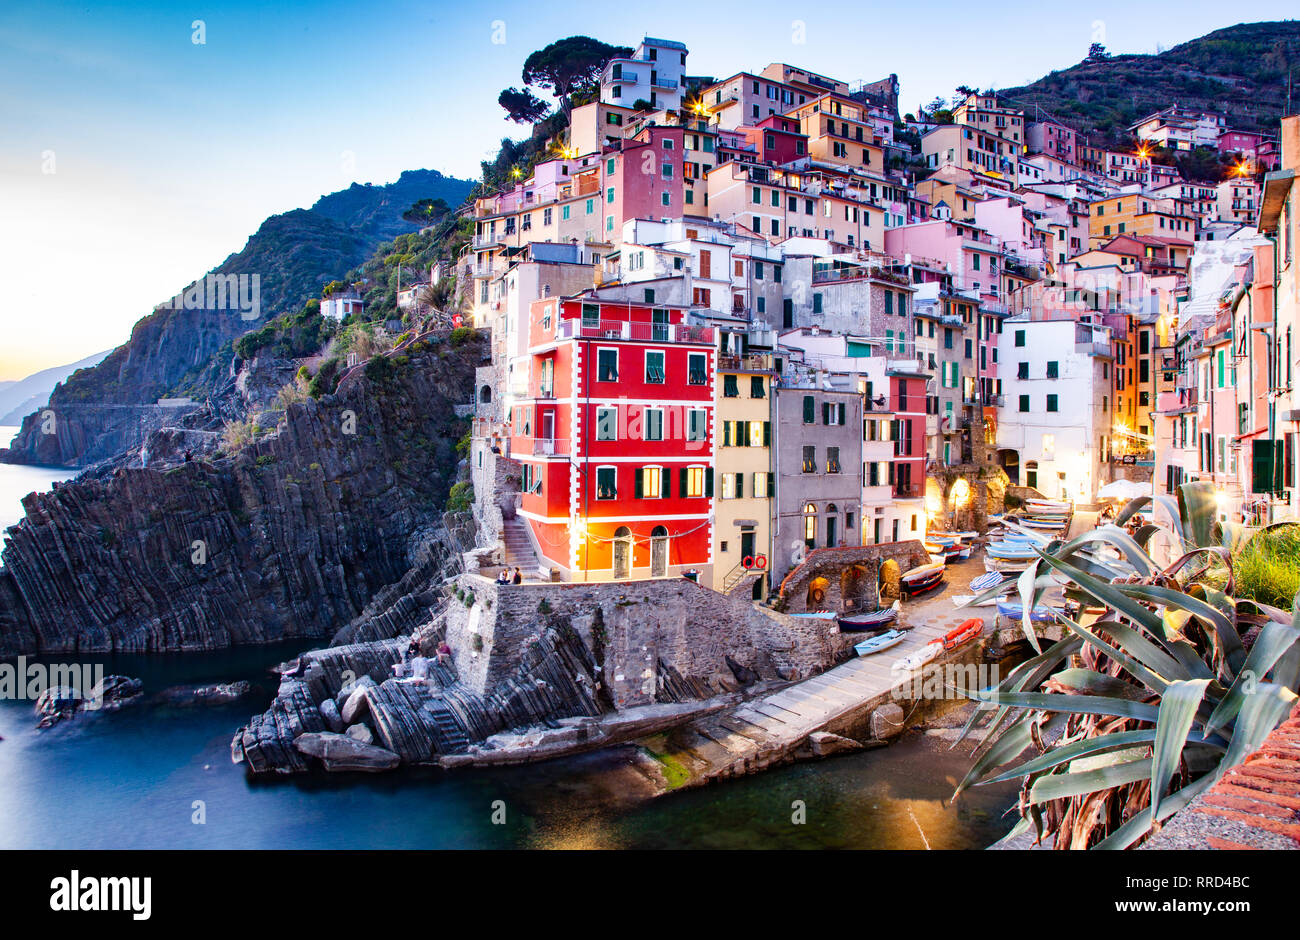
[737,115,808,165]
[884,219,1005,300]
[1026,119,1077,166]
[600,125,690,241]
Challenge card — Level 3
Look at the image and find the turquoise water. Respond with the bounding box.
[0,434,1019,849]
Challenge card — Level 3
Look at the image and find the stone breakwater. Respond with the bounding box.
[233,575,844,775]
[0,338,486,656]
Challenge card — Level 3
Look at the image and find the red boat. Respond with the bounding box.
[942,617,984,650]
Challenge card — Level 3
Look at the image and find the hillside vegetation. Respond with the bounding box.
[998,21,1300,146]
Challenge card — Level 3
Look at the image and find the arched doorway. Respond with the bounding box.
[803,503,817,550]
[650,525,668,577]
[1025,460,1039,491]
[998,449,1020,485]
[613,526,632,579]
[479,385,492,403]
[879,558,901,601]
[806,576,830,610]
[825,503,838,548]
[841,564,869,610]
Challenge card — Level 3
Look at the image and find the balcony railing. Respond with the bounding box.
[555,319,715,344]
[718,353,773,371]
[532,438,568,456]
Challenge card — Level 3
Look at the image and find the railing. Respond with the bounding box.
[718,353,773,371]
[555,319,715,344]
[531,438,568,456]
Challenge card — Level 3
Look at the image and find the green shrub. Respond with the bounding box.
[1235,524,1300,609]
[445,481,473,512]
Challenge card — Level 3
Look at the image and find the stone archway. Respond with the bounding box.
[998,449,1020,485]
[840,564,872,611]
[879,558,901,601]
[806,576,830,610]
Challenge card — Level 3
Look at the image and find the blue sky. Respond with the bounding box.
[1,1,1293,380]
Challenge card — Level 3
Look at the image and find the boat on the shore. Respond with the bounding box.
[837,600,900,632]
[900,562,946,597]
[969,571,1006,592]
[986,542,1037,560]
[1021,518,1068,530]
[996,600,1062,622]
[854,629,906,656]
[942,617,984,650]
[1025,498,1072,513]
[892,640,942,673]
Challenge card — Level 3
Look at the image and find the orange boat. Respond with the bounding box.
[942,617,984,650]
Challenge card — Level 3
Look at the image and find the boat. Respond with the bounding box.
[997,601,1063,622]
[985,556,1031,574]
[837,601,900,632]
[1021,518,1067,530]
[892,641,942,673]
[901,562,945,583]
[902,573,946,597]
[854,629,906,656]
[1026,498,1072,512]
[942,617,985,650]
[952,593,1007,608]
[969,571,1006,592]
[986,544,1037,560]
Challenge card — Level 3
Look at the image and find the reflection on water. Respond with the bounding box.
[0,643,1017,849]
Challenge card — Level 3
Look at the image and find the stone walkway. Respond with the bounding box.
[640,559,994,787]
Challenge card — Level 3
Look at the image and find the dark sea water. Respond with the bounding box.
[0,430,1019,850]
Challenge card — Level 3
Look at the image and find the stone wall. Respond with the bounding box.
[469,441,520,550]
[774,540,930,614]
[443,574,839,709]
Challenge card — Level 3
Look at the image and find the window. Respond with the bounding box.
[750,375,765,398]
[597,348,618,381]
[582,304,600,328]
[802,395,815,423]
[723,374,739,397]
[752,472,773,498]
[1015,329,1026,347]
[1046,360,1059,379]
[826,446,841,473]
[720,472,744,499]
[688,353,707,385]
[802,445,816,473]
[683,466,705,498]
[1017,361,1028,380]
[813,293,823,314]
[644,408,663,441]
[597,407,617,441]
[1046,394,1059,413]
[596,467,617,499]
[687,409,707,442]
[645,351,665,383]
[1018,394,1030,412]
[637,466,666,498]
[804,504,817,548]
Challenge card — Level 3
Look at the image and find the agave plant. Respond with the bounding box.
[954,480,1300,849]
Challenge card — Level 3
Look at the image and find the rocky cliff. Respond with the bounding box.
[0,334,487,656]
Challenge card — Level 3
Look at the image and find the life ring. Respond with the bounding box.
[754,554,767,569]
[742,555,754,569]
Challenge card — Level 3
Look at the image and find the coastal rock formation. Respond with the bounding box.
[35,675,144,728]
[0,335,486,656]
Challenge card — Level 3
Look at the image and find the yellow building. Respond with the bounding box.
[711,350,776,599]
[1089,193,1198,246]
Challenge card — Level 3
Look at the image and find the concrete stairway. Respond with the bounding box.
[501,517,543,576]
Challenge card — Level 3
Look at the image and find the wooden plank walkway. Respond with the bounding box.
[646,599,990,786]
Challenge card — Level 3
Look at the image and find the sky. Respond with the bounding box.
[1,1,1294,381]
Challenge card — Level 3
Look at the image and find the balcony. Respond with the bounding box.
[532,438,568,457]
[555,318,715,345]
[717,353,774,371]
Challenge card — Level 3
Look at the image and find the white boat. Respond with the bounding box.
[1026,498,1072,512]
[855,629,906,656]
[901,561,945,583]
[892,641,942,673]
[952,593,1009,608]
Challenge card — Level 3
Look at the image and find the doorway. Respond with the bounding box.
[613,526,632,579]
[650,525,668,577]
[740,528,756,564]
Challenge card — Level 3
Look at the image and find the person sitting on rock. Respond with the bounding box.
[496,568,510,585]
[436,641,452,665]
[512,567,522,585]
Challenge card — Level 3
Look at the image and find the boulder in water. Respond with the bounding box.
[293,732,399,772]
[155,680,252,707]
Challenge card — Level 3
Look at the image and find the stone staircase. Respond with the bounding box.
[501,517,543,576]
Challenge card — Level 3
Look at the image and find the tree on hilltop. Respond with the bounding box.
[498,87,550,124]
[519,36,633,118]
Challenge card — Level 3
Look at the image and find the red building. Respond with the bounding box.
[511,293,716,581]
[738,115,809,165]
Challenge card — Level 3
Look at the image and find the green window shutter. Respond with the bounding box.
[679,467,688,496]
[634,470,643,499]
[704,468,714,498]
[661,469,671,498]
[763,421,771,446]
[723,422,732,446]
[767,472,774,494]
[822,402,831,424]
[838,402,846,425]
[736,474,744,498]
[803,396,815,422]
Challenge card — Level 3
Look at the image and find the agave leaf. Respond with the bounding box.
[1028,757,1153,803]
[1132,524,1162,549]
[1162,608,1192,643]
[1032,549,1163,633]
[1178,481,1220,549]
[1116,583,1243,674]
[1048,668,1150,699]
[959,636,1084,751]
[969,689,1160,723]
[1061,614,1187,687]
[1273,590,1300,692]
[1053,528,1155,578]
[1220,681,1299,772]
[952,712,1036,797]
[1092,771,1219,850]
[980,729,1157,785]
[1115,493,1184,540]
[1016,560,1044,653]
[1220,521,1252,554]
[1149,679,1211,821]
[1203,619,1300,735]
[1166,638,1215,681]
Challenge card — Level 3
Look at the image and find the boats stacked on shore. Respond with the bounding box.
[923,531,976,565]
